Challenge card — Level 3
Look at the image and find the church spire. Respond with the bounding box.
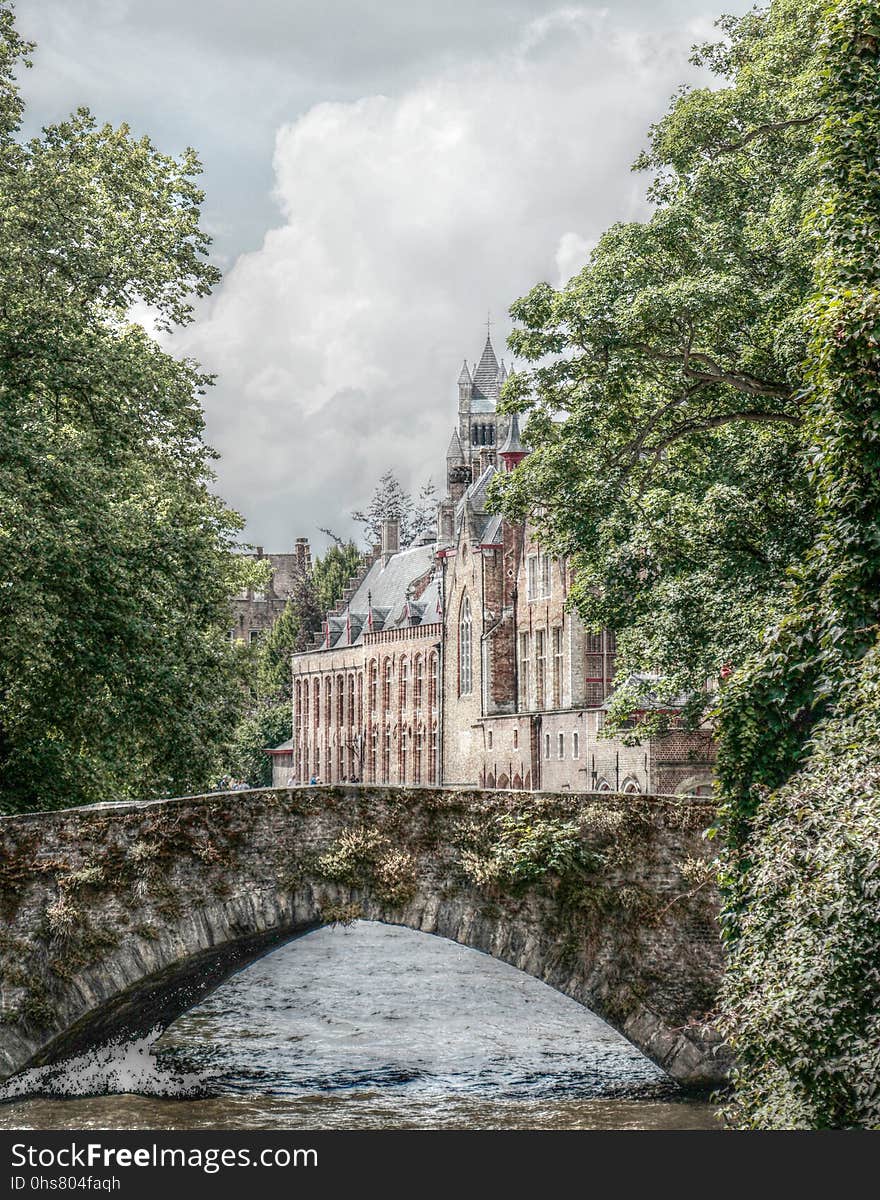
[472,330,500,403]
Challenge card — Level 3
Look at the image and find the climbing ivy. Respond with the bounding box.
[717,0,880,906]
[717,0,880,1127]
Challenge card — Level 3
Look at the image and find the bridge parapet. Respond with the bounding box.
[0,786,727,1087]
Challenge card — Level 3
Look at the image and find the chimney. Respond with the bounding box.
[437,498,454,542]
[448,464,470,504]
[294,537,311,572]
[256,545,264,557]
[479,448,493,475]
[381,518,400,562]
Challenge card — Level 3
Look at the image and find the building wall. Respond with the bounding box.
[291,626,442,786]
[232,539,311,645]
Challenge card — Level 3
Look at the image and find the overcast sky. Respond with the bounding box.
[15,0,753,552]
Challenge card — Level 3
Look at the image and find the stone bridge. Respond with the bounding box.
[0,786,728,1088]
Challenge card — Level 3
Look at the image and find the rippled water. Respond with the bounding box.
[0,922,720,1130]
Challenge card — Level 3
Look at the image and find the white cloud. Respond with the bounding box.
[172,5,714,551]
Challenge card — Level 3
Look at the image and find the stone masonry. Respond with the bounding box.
[0,787,727,1088]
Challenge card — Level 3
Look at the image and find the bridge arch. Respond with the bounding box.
[0,787,727,1088]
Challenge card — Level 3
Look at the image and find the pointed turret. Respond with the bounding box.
[446,428,464,461]
[499,411,528,471]
[472,334,501,403]
[457,358,472,408]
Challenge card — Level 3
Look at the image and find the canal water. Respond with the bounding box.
[0,922,719,1130]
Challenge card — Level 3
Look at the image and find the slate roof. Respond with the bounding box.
[312,542,442,651]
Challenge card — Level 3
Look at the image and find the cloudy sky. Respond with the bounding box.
[15,0,752,552]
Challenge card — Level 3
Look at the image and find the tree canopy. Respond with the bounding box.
[352,469,436,548]
[491,0,824,729]
[0,5,260,811]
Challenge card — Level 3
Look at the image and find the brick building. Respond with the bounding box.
[288,330,715,794]
[231,537,312,644]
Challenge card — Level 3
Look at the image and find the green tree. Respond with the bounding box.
[718,0,880,1127]
[352,469,436,548]
[0,6,259,812]
[312,539,363,615]
[491,0,824,732]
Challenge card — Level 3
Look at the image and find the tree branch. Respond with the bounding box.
[709,111,824,157]
[644,409,801,456]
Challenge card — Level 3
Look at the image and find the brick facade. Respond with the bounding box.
[286,330,716,795]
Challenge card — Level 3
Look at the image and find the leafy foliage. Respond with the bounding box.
[223,700,292,790]
[720,647,880,1128]
[717,0,880,1128]
[490,0,824,731]
[312,540,362,615]
[352,469,436,548]
[0,6,259,812]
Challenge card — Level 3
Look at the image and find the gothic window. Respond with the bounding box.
[557,732,565,759]
[622,776,642,794]
[382,727,391,783]
[519,632,530,709]
[540,554,551,598]
[383,658,393,711]
[459,595,473,695]
[527,556,538,600]
[313,679,320,727]
[430,722,439,784]
[415,726,423,783]
[596,777,612,793]
[544,731,551,759]
[513,727,519,749]
[552,627,563,708]
[324,678,332,726]
[400,728,408,783]
[572,730,580,759]
[370,729,378,781]
[302,684,309,728]
[472,425,479,446]
[414,655,423,711]
[337,742,344,780]
[336,675,344,726]
[535,630,546,709]
[489,424,495,444]
[429,652,439,711]
[399,657,409,712]
[347,676,355,728]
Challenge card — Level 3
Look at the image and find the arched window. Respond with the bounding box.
[414,655,423,711]
[382,727,391,783]
[370,729,378,781]
[429,653,439,711]
[369,662,378,712]
[347,675,355,728]
[572,730,580,759]
[622,776,642,794]
[336,675,344,726]
[459,595,473,695]
[596,777,612,793]
[414,725,423,783]
[383,658,393,711]
[399,657,409,713]
[313,679,320,728]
